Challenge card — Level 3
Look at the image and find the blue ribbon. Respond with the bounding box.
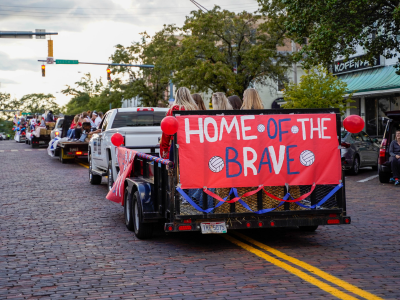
[176,187,235,213]
[294,183,343,209]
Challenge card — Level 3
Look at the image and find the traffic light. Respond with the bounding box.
[107,68,111,81]
[41,65,45,77]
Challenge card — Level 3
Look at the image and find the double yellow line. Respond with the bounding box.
[224,232,383,300]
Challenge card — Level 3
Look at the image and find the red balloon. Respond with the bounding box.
[111,133,124,147]
[343,115,365,133]
[161,116,179,135]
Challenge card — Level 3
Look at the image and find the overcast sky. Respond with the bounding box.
[0,0,259,107]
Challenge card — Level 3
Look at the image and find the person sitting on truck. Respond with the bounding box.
[191,93,206,110]
[241,88,264,110]
[46,111,55,122]
[389,130,400,186]
[160,87,198,159]
[228,95,243,110]
[67,115,81,138]
[212,92,233,110]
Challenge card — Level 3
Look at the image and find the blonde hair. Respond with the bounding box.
[212,92,233,110]
[74,115,79,124]
[173,87,198,110]
[191,93,207,110]
[241,88,264,110]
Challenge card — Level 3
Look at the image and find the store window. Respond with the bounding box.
[378,97,390,136]
[349,98,360,115]
[365,97,377,136]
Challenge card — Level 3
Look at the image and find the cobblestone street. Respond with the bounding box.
[1,140,399,300]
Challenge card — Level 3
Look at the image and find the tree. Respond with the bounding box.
[110,28,177,107]
[282,65,354,114]
[259,0,400,71]
[17,93,60,115]
[171,6,293,97]
[62,73,105,114]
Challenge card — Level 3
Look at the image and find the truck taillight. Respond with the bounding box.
[379,138,387,165]
[76,151,82,155]
[327,219,340,224]
[137,108,154,112]
[178,225,192,231]
[341,142,350,148]
[55,131,59,136]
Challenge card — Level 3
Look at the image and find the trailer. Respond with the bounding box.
[107,109,351,239]
[26,131,51,148]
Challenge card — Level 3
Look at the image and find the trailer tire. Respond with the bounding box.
[107,160,114,191]
[89,154,102,185]
[299,225,319,232]
[133,191,153,239]
[59,148,68,164]
[124,187,135,231]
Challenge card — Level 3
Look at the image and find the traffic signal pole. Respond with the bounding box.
[37,60,154,68]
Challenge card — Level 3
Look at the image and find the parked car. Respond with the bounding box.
[341,130,380,175]
[378,111,400,183]
[51,118,64,140]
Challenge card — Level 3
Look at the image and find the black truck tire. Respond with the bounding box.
[124,187,135,231]
[378,170,390,183]
[89,154,102,185]
[108,160,114,191]
[133,191,153,239]
[299,225,319,232]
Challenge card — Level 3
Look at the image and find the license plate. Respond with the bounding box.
[70,148,78,152]
[200,222,227,234]
[39,141,45,144]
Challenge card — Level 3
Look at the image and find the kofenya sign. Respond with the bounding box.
[332,54,381,75]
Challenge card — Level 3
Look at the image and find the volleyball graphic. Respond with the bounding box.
[257,124,265,133]
[291,125,299,134]
[300,150,315,167]
[209,156,225,173]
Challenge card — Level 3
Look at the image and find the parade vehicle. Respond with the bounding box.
[26,128,51,148]
[54,115,89,163]
[106,108,352,239]
[378,110,400,182]
[88,107,168,190]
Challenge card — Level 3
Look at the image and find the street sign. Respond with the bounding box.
[35,29,46,39]
[55,60,79,64]
[47,57,54,64]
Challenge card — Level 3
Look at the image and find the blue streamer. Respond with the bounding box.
[176,187,235,213]
[294,184,343,209]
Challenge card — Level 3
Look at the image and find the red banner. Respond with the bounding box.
[177,114,341,189]
[106,147,137,205]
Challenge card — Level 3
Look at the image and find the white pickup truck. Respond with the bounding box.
[88,107,168,189]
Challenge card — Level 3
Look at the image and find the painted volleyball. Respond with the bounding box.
[257,124,265,133]
[209,156,225,173]
[300,150,315,167]
[291,125,299,134]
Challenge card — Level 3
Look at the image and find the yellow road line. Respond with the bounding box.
[232,232,383,300]
[223,234,358,300]
[77,162,89,169]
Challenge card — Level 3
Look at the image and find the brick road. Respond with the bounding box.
[0,140,399,299]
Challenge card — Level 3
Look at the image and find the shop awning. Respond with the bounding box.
[339,65,400,95]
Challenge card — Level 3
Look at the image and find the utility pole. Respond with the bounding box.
[291,40,297,85]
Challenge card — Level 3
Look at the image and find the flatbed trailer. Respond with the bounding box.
[57,141,89,163]
[115,108,351,239]
[26,132,51,148]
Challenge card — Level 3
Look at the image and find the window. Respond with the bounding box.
[101,112,111,131]
[111,111,166,128]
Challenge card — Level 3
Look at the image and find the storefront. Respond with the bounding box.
[334,55,400,138]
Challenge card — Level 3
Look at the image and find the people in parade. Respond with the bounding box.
[160,87,198,159]
[191,93,207,110]
[228,95,243,110]
[81,111,91,123]
[389,130,400,186]
[93,111,102,128]
[98,111,104,120]
[67,115,81,138]
[46,110,55,122]
[212,92,233,110]
[241,88,264,110]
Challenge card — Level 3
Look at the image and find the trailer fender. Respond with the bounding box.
[125,178,155,215]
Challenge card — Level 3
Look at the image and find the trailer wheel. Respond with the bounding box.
[133,191,153,239]
[59,148,68,164]
[299,225,319,232]
[107,160,114,191]
[124,187,135,231]
[89,154,102,185]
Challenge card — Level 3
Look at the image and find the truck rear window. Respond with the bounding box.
[111,111,165,128]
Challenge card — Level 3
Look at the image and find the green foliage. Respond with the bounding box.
[17,93,60,115]
[173,6,293,97]
[258,0,400,70]
[282,66,354,114]
[110,28,177,107]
